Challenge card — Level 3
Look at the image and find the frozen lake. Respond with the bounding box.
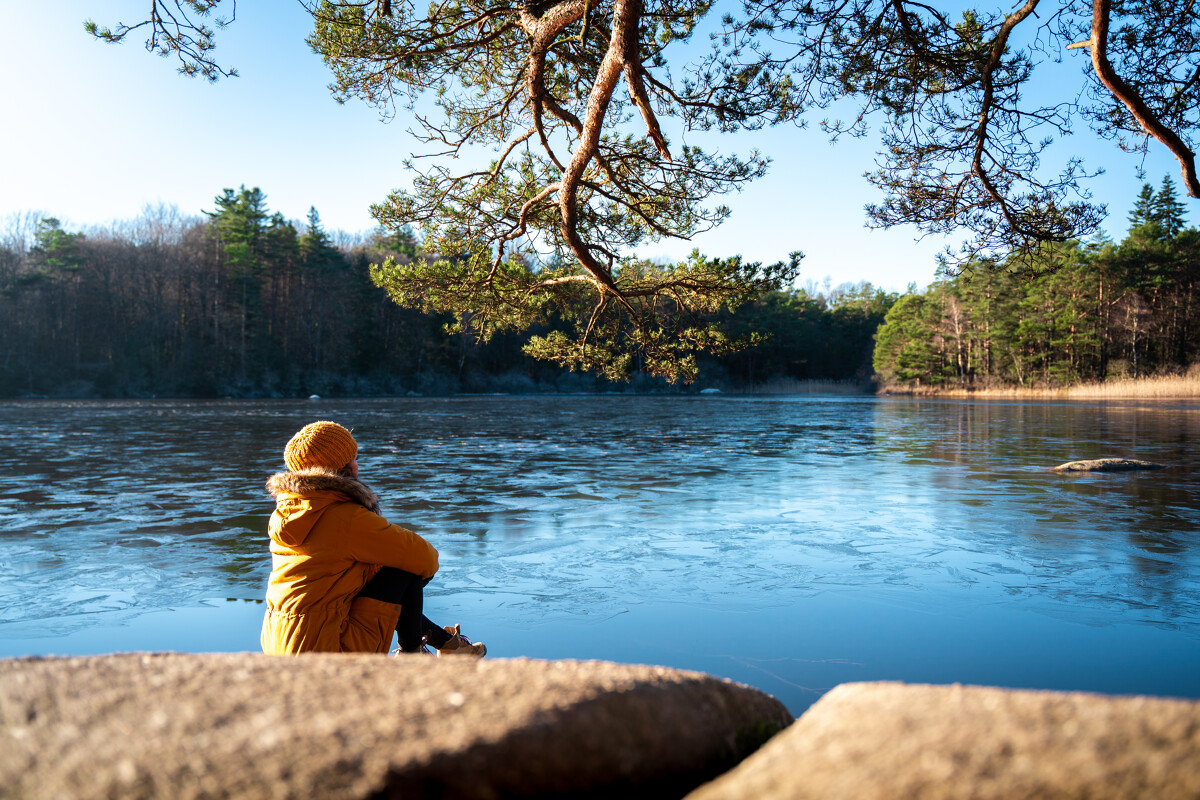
[2,395,1198,714]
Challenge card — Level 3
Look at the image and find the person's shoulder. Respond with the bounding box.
[266,470,382,512]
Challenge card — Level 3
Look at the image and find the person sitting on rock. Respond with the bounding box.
[260,420,486,657]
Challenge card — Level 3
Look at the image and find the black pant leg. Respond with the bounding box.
[358,567,449,652]
[393,572,426,652]
[423,617,452,649]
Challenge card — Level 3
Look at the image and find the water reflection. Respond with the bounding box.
[868,398,1200,625]
[1,396,1197,713]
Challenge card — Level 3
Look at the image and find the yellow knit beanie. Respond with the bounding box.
[284,421,358,472]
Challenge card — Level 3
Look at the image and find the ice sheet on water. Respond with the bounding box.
[2,397,1199,702]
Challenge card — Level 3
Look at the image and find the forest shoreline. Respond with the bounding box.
[11,374,1200,401]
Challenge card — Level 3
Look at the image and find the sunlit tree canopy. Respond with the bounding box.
[88,0,1199,379]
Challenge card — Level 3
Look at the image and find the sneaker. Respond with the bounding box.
[436,623,487,657]
[390,641,435,656]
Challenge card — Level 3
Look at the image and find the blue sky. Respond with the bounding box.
[0,1,1191,292]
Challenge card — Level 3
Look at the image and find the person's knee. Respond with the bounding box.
[358,566,422,603]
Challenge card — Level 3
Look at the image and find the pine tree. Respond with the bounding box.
[952,261,1024,384]
[207,186,269,278]
[1153,175,1188,240]
[300,207,333,254]
[299,207,345,371]
[873,293,947,385]
[30,218,83,275]
[206,186,271,382]
[263,212,301,372]
[29,218,87,377]
[1128,184,1158,233]
[1041,244,1103,382]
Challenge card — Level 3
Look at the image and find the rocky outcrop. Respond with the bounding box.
[7,658,1198,799]
[685,682,1200,800]
[0,652,791,800]
[1050,458,1166,472]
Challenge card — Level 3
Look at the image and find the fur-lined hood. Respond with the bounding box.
[266,469,381,514]
[265,469,383,549]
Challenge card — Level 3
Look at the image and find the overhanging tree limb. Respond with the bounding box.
[1068,0,1200,197]
[86,0,1198,376]
[972,0,1042,240]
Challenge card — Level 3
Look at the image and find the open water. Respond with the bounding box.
[1,395,1198,714]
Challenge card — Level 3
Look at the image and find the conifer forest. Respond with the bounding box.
[872,178,1200,387]
[2,178,1197,398]
[0,187,887,398]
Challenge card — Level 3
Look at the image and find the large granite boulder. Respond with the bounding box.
[0,652,791,800]
[685,682,1200,800]
[1050,458,1166,472]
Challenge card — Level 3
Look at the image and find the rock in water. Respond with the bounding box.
[0,653,792,800]
[685,682,1200,800]
[1050,458,1166,472]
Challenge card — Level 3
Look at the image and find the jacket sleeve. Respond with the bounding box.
[343,506,440,579]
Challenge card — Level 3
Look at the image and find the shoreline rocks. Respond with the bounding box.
[0,652,791,800]
[4,656,1198,799]
[685,682,1200,800]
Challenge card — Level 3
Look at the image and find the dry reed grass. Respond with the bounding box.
[886,373,1200,399]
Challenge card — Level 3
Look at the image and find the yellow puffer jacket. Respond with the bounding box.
[260,469,439,655]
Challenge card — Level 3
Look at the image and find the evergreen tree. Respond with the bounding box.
[207,186,269,278]
[1128,184,1158,233]
[29,218,88,377]
[206,186,271,381]
[374,225,420,262]
[873,293,948,385]
[954,260,1023,383]
[30,218,84,275]
[1153,175,1188,240]
[299,207,346,371]
[262,211,301,376]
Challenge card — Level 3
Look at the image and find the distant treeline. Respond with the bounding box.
[0,187,892,398]
[873,177,1200,388]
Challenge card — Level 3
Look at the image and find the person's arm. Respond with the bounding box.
[343,506,439,578]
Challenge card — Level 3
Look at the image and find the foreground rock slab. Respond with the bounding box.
[1050,457,1166,472]
[686,682,1200,800]
[0,652,792,800]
